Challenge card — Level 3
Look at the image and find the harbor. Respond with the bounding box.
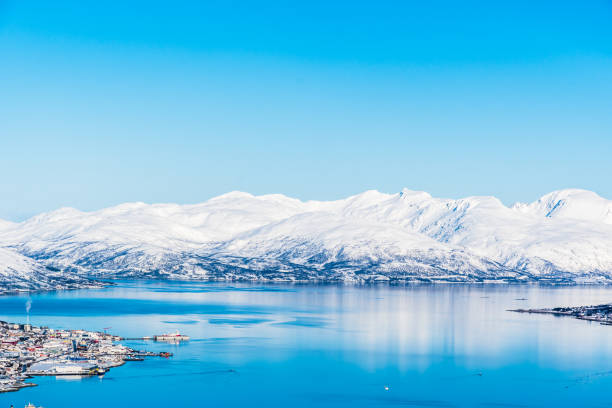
[0,320,180,393]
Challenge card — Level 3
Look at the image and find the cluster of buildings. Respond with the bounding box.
[549,303,612,324]
[0,320,151,393]
[512,303,612,325]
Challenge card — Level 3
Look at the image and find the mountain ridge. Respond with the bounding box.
[1,188,611,289]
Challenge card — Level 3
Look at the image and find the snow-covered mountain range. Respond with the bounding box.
[1,188,611,291]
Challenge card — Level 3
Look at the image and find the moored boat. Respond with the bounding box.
[153,331,190,342]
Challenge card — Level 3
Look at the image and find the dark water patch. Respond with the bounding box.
[441,371,485,381]
[273,316,327,328]
[161,319,200,324]
[105,369,239,380]
[376,399,454,407]
[208,318,271,326]
[564,370,612,388]
[303,393,454,407]
[190,336,270,344]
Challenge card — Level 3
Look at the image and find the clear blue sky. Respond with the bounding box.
[1,1,611,220]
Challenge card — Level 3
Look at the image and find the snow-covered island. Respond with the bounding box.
[1,188,612,290]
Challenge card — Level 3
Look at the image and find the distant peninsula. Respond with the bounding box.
[511,303,612,325]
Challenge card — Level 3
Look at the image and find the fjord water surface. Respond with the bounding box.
[1,281,612,407]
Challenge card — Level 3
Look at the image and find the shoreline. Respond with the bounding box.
[3,276,612,299]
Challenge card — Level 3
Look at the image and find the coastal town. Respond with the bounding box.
[0,320,185,394]
[511,303,612,325]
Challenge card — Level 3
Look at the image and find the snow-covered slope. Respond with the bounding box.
[1,188,611,286]
[513,189,612,224]
[0,247,101,293]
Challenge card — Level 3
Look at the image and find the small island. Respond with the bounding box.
[0,320,173,393]
[511,303,612,325]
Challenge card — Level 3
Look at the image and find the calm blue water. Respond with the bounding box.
[2,281,612,407]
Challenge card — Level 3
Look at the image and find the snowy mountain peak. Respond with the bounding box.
[516,189,612,224]
[398,189,432,203]
[341,190,391,207]
[209,191,256,201]
[99,202,150,215]
[24,207,84,225]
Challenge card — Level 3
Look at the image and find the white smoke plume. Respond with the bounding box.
[25,299,32,324]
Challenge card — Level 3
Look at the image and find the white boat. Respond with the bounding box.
[153,331,190,342]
